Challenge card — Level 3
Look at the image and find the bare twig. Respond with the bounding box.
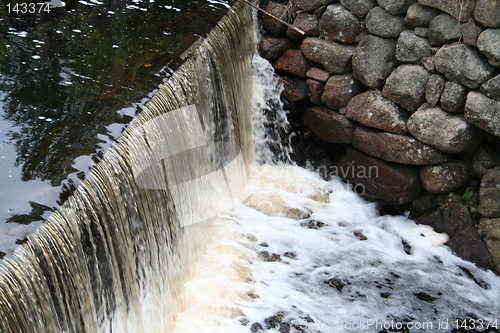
[243,0,306,35]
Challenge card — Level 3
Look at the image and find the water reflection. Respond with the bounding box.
[0,0,233,254]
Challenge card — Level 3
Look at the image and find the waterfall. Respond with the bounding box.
[0,1,256,332]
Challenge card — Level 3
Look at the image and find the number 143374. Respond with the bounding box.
[7,2,51,14]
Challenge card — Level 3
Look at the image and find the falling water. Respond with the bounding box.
[0,1,255,332]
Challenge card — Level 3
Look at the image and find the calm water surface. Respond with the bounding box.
[0,0,233,254]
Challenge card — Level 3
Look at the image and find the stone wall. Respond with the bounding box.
[257,0,500,273]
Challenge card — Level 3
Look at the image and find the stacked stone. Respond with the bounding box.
[258,0,500,272]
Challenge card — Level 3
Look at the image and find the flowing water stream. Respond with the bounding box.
[0,0,233,254]
[0,1,252,331]
[0,1,499,332]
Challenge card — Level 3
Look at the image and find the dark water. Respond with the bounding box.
[0,0,232,255]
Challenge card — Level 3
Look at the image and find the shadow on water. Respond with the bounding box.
[0,0,233,254]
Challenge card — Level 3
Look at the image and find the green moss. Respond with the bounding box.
[461,187,474,202]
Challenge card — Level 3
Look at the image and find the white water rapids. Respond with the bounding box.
[173,162,500,333]
[171,46,500,333]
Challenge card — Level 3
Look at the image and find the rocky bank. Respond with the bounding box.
[256,0,500,273]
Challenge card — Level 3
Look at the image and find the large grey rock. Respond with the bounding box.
[433,193,491,268]
[420,160,470,194]
[417,0,474,22]
[396,30,431,63]
[417,194,493,268]
[477,167,500,218]
[352,35,398,89]
[321,74,363,110]
[477,29,500,67]
[478,218,500,274]
[345,89,409,134]
[425,73,446,107]
[466,146,500,178]
[428,13,461,46]
[446,227,493,269]
[407,107,483,153]
[301,37,356,74]
[303,106,356,144]
[377,0,415,15]
[290,0,334,11]
[336,147,424,205]
[366,7,405,38]
[465,91,500,138]
[404,3,439,27]
[262,1,291,36]
[353,127,450,165]
[481,74,500,102]
[287,12,319,41]
[434,44,494,89]
[319,4,363,44]
[382,64,430,112]
[474,0,500,28]
[340,0,376,18]
[440,82,467,113]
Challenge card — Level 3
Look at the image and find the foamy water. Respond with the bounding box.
[171,35,500,333]
[173,164,500,333]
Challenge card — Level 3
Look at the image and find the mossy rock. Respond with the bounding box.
[478,218,500,274]
[477,167,500,218]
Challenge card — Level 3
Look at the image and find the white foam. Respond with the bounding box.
[173,164,500,333]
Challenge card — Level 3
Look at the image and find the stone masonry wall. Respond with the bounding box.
[257,0,500,273]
